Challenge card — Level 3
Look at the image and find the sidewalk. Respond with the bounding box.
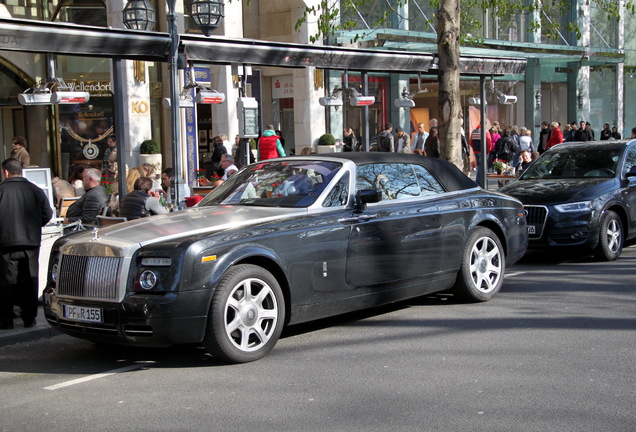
[0,305,60,348]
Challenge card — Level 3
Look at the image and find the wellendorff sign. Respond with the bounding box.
[66,81,112,97]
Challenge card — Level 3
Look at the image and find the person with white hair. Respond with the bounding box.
[65,167,109,225]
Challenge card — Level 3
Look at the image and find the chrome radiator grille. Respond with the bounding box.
[58,255,123,300]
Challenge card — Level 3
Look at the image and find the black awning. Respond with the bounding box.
[457,56,527,76]
[0,18,170,60]
[0,18,525,75]
[181,35,436,72]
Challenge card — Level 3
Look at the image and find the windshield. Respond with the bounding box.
[520,146,622,180]
[198,160,342,208]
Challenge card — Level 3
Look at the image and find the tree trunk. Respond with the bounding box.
[436,0,462,169]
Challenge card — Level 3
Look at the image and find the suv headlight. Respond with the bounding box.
[553,201,592,213]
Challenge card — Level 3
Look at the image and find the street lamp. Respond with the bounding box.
[191,0,224,36]
[123,0,223,208]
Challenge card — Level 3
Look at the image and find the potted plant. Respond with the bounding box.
[316,133,336,154]
[138,139,162,175]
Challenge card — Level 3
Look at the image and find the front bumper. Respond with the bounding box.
[525,205,598,248]
[44,290,210,347]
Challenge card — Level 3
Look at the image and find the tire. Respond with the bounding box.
[203,264,285,363]
[452,227,505,302]
[593,210,623,261]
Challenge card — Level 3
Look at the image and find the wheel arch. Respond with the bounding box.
[474,218,508,257]
[202,246,292,326]
[233,255,292,325]
[604,203,629,236]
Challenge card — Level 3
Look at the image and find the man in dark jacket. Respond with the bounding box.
[0,158,53,329]
[575,121,594,141]
[65,167,109,225]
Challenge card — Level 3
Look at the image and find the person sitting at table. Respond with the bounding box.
[64,168,109,225]
[516,150,533,176]
[161,167,191,205]
[220,154,238,180]
[119,177,169,220]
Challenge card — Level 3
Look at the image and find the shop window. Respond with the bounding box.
[52,0,107,27]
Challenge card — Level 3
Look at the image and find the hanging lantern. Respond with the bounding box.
[123,0,157,31]
[191,0,224,36]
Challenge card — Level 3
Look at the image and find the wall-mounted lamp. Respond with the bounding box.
[468,96,485,106]
[195,90,225,104]
[319,86,375,108]
[497,93,517,104]
[394,74,428,109]
[18,78,90,106]
[318,96,344,107]
[489,78,517,105]
[394,88,415,108]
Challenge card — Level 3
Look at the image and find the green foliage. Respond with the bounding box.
[318,133,336,146]
[140,139,160,154]
[294,0,634,45]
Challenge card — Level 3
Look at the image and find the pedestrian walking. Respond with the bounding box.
[0,158,53,330]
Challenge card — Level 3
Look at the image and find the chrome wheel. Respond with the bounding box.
[594,210,623,261]
[605,218,621,254]
[469,236,503,294]
[204,264,285,363]
[452,227,505,302]
[224,277,279,352]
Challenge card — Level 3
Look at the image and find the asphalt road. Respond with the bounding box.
[1,245,635,432]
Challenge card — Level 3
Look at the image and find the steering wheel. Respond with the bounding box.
[585,168,615,177]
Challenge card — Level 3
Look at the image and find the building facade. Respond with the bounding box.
[0,0,631,187]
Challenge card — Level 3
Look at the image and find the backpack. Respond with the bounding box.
[498,137,514,160]
[377,131,393,152]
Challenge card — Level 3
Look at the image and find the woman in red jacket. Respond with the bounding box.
[545,122,564,150]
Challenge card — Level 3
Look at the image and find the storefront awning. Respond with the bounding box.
[0,18,170,60]
[0,18,525,75]
[181,35,436,72]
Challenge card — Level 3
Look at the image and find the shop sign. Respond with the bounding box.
[67,81,112,97]
[130,99,150,116]
[0,34,17,46]
[272,76,293,99]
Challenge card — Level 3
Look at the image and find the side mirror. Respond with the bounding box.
[354,189,382,212]
[627,165,636,178]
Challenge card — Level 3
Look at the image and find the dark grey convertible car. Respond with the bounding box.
[44,153,527,363]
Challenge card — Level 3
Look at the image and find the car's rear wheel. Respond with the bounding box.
[203,264,285,363]
[593,210,623,261]
[452,227,505,302]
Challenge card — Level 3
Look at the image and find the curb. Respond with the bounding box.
[0,324,60,348]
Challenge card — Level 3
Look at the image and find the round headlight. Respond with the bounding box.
[51,263,59,282]
[138,270,159,290]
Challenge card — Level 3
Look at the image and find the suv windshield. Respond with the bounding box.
[198,160,342,208]
[520,146,623,180]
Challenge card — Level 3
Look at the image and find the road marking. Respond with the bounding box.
[44,363,150,390]
[505,271,526,277]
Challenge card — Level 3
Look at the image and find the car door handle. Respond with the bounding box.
[338,214,378,223]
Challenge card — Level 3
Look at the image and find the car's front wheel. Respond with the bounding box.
[593,210,623,261]
[203,264,285,363]
[452,227,505,302]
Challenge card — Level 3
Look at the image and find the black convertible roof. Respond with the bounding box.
[289,152,479,192]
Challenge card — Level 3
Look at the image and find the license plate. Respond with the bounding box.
[527,225,536,234]
[63,305,103,323]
